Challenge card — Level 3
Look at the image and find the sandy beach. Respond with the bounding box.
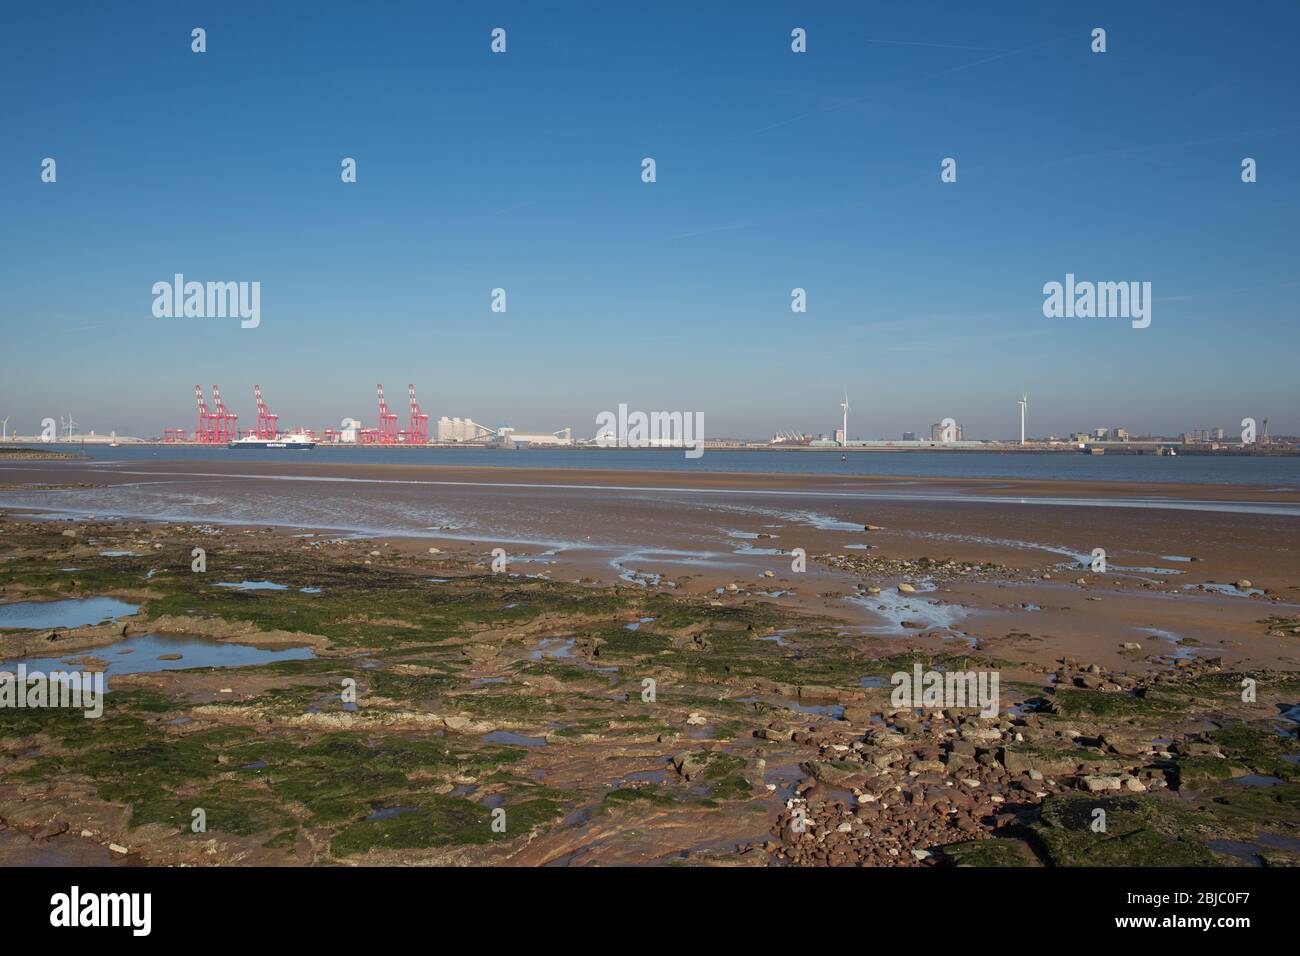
[3,457,1298,673]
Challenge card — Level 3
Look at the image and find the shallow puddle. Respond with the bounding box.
[529,638,574,660]
[481,730,546,747]
[2,634,314,690]
[1234,774,1284,787]
[1207,839,1262,864]
[846,582,971,634]
[0,597,138,630]
[365,806,418,821]
[1136,627,1202,660]
[1258,831,1300,852]
[1186,583,1265,598]
[765,762,803,801]
[739,694,844,720]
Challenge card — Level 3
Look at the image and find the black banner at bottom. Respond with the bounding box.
[0,865,1277,941]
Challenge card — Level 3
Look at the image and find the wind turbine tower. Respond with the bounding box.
[1017,393,1027,445]
[840,392,850,447]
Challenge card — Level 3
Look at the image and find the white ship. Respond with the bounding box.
[228,432,315,450]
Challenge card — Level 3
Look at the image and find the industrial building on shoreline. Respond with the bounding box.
[155,384,574,448]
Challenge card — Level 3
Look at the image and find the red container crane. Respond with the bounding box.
[254,384,279,440]
[407,384,429,444]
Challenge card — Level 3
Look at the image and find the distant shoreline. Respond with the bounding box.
[6,440,1297,458]
[0,447,86,461]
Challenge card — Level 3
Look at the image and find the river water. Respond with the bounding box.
[20,444,1300,485]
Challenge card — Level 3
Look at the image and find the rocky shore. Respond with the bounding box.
[1,501,1297,867]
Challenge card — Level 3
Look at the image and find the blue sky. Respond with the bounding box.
[2,1,1297,440]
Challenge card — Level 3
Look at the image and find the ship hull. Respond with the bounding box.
[227,441,315,450]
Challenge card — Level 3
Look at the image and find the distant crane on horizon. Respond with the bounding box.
[840,391,850,448]
[1017,393,1028,445]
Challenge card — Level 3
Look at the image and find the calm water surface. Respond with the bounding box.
[18,444,1300,485]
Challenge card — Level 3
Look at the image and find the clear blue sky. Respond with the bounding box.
[2,1,1297,440]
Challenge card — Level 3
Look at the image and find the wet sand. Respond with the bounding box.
[5,456,1300,502]
[3,457,1298,676]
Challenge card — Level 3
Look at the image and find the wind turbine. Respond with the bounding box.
[0,417,8,442]
[840,392,850,448]
[62,415,79,441]
[1017,393,1028,445]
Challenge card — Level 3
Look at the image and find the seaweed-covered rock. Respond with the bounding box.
[1026,794,1219,866]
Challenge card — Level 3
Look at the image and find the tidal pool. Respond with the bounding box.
[1187,582,1265,598]
[0,597,139,630]
[528,638,574,660]
[1235,774,1285,787]
[481,730,546,747]
[365,806,418,821]
[2,634,314,690]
